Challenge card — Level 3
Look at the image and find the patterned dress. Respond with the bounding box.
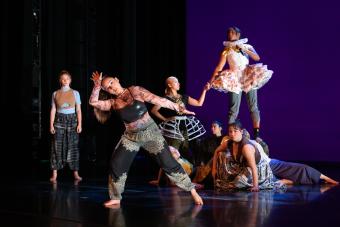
[211,39,273,94]
[215,137,275,190]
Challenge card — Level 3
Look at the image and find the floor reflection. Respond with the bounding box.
[264,184,340,227]
[1,179,339,227]
[48,182,82,227]
[158,188,203,227]
[208,191,274,227]
[108,208,126,227]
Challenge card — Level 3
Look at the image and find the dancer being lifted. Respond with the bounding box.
[210,26,273,139]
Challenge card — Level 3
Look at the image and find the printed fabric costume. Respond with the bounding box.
[158,94,206,162]
[215,135,276,190]
[50,87,81,171]
[89,85,196,200]
[211,38,273,94]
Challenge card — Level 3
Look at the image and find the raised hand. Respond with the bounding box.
[204,82,211,91]
[237,43,248,52]
[91,71,102,86]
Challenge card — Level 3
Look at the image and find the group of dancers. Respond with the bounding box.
[49,26,338,207]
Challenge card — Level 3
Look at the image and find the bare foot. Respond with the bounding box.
[73,171,82,181]
[193,183,204,190]
[104,199,121,208]
[191,204,203,218]
[74,179,82,186]
[321,174,339,185]
[190,189,203,205]
[278,179,294,185]
[320,184,334,193]
[149,180,159,186]
[74,176,82,181]
[50,170,57,183]
[325,178,339,185]
[49,177,57,183]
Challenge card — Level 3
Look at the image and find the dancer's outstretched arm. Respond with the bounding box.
[135,86,195,115]
[210,52,227,83]
[188,83,211,107]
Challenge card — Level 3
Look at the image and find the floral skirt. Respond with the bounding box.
[211,63,273,94]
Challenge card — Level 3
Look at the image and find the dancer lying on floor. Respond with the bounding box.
[212,122,338,189]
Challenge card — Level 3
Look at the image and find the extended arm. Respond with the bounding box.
[188,83,211,107]
[210,53,227,83]
[136,86,180,111]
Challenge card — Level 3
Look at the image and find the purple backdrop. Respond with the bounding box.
[186,0,340,162]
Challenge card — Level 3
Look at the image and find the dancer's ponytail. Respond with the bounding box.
[93,90,112,124]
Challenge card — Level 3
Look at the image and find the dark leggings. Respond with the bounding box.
[108,122,194,200]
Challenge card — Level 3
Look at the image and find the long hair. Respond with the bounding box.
[93,77,114,124]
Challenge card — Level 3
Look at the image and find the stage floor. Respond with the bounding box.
[1,166,340,227]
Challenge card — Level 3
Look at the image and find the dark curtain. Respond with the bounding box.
[0,0,33,174]
[136,0,186,92]
[0,0,185,176]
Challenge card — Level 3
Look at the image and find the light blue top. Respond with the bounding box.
[51,88,81,114]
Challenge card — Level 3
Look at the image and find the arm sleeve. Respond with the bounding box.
[51,92,56,107]
[74,90,81,104]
